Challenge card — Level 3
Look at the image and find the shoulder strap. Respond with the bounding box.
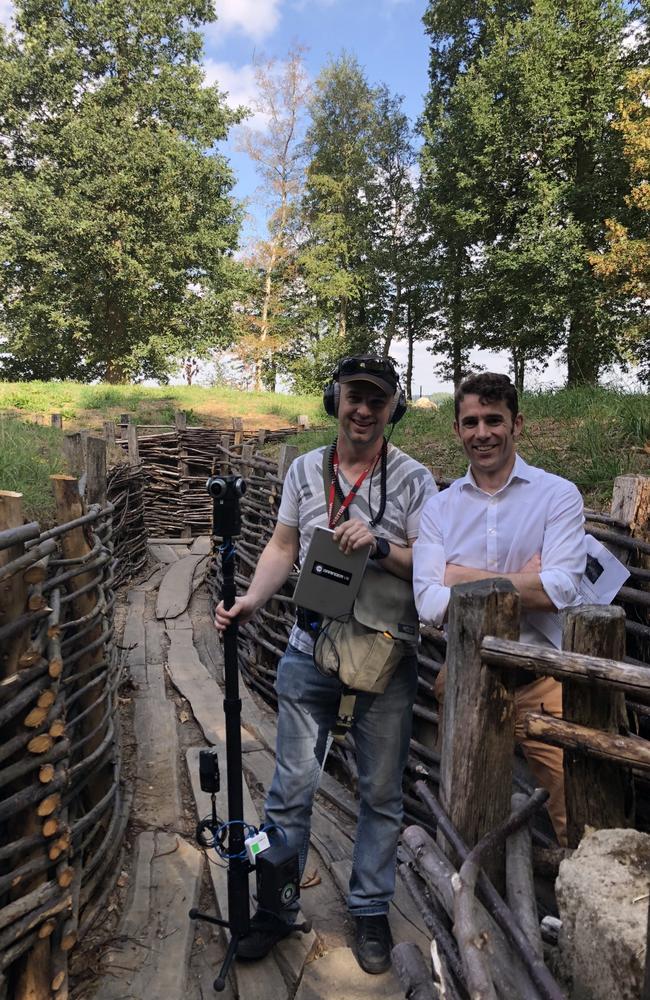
[322,441,349,525]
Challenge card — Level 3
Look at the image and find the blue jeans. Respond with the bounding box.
[265,643,418,918]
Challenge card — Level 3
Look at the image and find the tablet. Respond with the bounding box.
[291,526,371,619]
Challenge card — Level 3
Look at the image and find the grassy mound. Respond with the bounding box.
[1,383,647,522]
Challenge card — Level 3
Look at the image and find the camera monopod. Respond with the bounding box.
[189,474,309,992]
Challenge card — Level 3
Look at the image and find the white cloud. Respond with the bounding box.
[203,60,270,130]
[0,0,15,28]
[209,0,281,42]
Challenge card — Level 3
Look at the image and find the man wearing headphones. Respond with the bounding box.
[215,355,436,974]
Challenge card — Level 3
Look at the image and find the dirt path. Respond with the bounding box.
[77,544,429,999]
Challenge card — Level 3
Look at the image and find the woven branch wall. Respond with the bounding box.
[118,424,301,538]
[0,469,146,997]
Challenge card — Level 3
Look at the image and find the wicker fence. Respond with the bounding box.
[0,461,146,999]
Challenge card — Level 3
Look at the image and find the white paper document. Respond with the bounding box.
[527,536,630,649]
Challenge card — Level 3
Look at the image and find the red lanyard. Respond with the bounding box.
[328,448,378,529]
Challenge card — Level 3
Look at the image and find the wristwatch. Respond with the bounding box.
[370,536,390,561]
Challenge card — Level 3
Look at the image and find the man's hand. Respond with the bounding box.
[214,594,259,632]
[333,520,375,555]
[521,552,542,574]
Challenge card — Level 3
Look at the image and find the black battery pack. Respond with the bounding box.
[199,747,220,794]
[256,843,300,914]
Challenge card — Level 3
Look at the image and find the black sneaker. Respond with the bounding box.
[354,914,393,975]
[236,910,293,960]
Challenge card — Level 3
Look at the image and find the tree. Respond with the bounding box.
[591,66,650,383]
[235,46,311,390]
[369,87,418,359]
[299,54,380,350]
[420,0,636,387]
[0,0,244,383]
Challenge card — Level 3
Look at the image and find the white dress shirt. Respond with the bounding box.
[412,454,587,648]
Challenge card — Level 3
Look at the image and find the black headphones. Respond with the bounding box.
[323,356,407,424]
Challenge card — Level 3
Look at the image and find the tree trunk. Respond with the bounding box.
[567,309,600,386]
[511,349,525,393]
[383,281,402,358]
[338,297,347,339]
[406,299,414,400]
[450,248,466,389]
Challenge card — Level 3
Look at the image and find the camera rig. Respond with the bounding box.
[188,474,310,992]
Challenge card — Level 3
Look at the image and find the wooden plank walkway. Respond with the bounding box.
[88,539,429,999]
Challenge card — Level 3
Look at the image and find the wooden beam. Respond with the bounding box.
[439,578,519,889]
[481,636,650,698]
[526,712,650,772]
[562,605,631,847]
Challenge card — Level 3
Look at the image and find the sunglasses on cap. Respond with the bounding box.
[333,356,399,380]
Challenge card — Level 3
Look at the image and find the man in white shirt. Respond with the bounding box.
[413,372,587,845]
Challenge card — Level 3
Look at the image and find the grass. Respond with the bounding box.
[0,415,67,524]
[1,382,647,522]
[0,381,324,430]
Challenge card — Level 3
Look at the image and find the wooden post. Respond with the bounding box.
[297,414,310,431]
[0,492,28,678]
[175,410,191,535]
[220,433,231,476]
[50,475,112,810]
[86,437,107,507]
[562,604,631,847]
[278,444,298,481]
[612,474,650,658]
[232,417,244,450]
[439,578,519,888]
[240,442,255,482]
[51,413,63,430]
[103,421,116,448]
[257,428,267,446]
[119,413,129,438]
[127,422,140,467]
[63,433,85,479]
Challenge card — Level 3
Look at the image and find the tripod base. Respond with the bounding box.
[189,908,312,992]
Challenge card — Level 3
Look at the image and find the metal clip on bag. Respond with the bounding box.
[313,563,419,693]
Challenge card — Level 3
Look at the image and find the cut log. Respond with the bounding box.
[392,941,439,1000]
[402,825,537,1000]
[506,793,543,961]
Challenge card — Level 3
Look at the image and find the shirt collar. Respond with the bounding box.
[459,452,532,494]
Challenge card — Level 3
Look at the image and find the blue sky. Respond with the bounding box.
[203,0,431,241]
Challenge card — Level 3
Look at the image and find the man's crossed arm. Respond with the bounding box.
[443,553,555,612]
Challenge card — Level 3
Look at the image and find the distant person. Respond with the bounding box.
[215,355,436,974]
[412,372,587,845]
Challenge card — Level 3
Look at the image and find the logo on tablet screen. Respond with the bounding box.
[311,561,352,586]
